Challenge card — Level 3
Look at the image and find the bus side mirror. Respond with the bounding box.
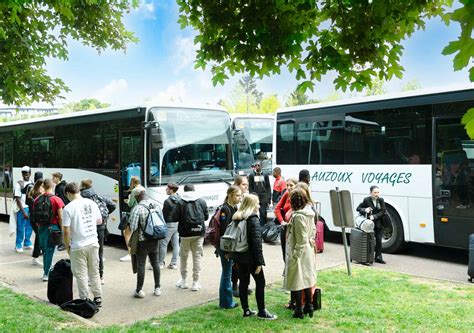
[150,127,163,149]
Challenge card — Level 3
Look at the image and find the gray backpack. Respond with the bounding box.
[220,219,248,253]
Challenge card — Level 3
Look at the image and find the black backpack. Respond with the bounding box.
[33,194,54,226]
[182,200,205,236]
[60,299,99,318]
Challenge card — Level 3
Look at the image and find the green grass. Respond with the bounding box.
[1,267,473,332]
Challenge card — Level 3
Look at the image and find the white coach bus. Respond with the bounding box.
[274,86,474,252]
[0,105,234,235]
[231,114,274,175]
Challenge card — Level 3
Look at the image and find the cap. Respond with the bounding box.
[131,185,146,198]
[21,166,31,173]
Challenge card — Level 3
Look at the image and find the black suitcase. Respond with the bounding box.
[350,228,375,265]
[48,259,73,305]
[468,234,474,283]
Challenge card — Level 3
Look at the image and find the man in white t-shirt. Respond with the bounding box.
[62,182,103,307]
[14,166,34,252]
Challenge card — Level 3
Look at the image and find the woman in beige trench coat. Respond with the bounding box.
[284,188,317,319]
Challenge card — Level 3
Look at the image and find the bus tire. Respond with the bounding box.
[382,205,406,254]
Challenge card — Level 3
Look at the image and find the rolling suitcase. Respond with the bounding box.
[313,202,324,253]
[48,259,73,306]
[468,234,474,283]
[350,228,375,265]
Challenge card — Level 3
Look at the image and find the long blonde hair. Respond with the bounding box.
[128,176,141,192]
[295,182,314,204]
[233,194,259,221]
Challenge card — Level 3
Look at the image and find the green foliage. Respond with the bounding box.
[61,99,111,113]
[239,75,263,106]
[178,1,472,94]
[259,94,281,114]
[461,107,474,139]
[364,78,387,96]
[401,79,422,91]
[0,1,138,106]
[286,88,318,107]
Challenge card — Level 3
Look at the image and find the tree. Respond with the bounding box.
[239,75,263,113]
[60,99,111,113]
[178,1,473,92]
[401,79,422,92]
[0,1,138,106]
[259,94,281,114]
[365,78,387,96]
[286,88,318,107]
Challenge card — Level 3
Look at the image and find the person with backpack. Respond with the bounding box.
[229,194,277,320]
[215,185,242,309]
[27,179,44,267]
[284,188,317,319]
[62,182,103,307]
[128,185,162,298]
[80,179,116,285]
[248,161,271,227]
[172,184,208,292]
[159,183,180,270]
[120,176,141,262]
[13,166,34,253]
[33,179,65,281]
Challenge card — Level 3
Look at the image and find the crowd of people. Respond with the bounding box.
[10,162,389,320]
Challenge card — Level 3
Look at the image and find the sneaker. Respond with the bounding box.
[191,281,201,291]
[42,274,48,282]
[168,263,178,270]
[24,245,33,250]
[93,297,102,308]
[101,277,105,285]
[32,258,42,267]
[120,254,131,262]
[176,279,188,289]
[154,287,162,296]
[243,309,257,317]
[159,263,165,269]
[134,290,145,298]
[257,309,277,320]
[15,247,24,253]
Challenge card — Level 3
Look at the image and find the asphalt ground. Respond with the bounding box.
[0,221,471,326]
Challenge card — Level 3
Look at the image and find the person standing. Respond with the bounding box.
[120,176,141,262]
[128,185,162,298]
[173,184,208,292]
[272,167,286,205]
[356,185,390,264]
[298,169,311,186]
[159,183,180,270]
[52,172,69,251]
[284,188,317,319]
[14,166,34,252]
[274,178,298,263]
[33,179,65,281]
[234,175,249,195]
[231,194,277,320]
[248,161,271,226]
[217,185,241,309]
[62,182,103,307]
[27,179,44,267]
[80,179,116,284]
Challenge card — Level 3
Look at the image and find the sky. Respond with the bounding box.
[42,1,472,108]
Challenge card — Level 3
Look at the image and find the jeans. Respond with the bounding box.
[136,239,160,291]
[30,221,41,258]
[158,222,179,266]
[70,244,102,300]
[180,236,204,282]
[218,248,237,308]
[97,228,105,278]
[237,261,266,312]
[38,225,57,276]
[16,208,32,249]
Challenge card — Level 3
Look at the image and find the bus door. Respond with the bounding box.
[434,117,474,249]
[119,130,143,214]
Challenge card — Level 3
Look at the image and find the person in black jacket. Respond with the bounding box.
[356,186,390,264]
[217,185,242,309]
[232,194,277,320]
[248,161,271,227]
[172,184,208,291]
[159,183,180,270]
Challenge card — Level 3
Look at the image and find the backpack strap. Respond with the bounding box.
[137,204,151,231]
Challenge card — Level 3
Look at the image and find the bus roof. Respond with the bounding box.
[230,114,274,121]
[277,84,474,114]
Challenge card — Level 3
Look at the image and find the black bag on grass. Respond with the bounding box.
[262,221,280,243]
[60,299,99,318]
[48,259,73,306]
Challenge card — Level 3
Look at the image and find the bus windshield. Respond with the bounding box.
[233,117,274,171]
[149,108,233,185]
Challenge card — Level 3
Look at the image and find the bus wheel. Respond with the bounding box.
[382,205,406,254]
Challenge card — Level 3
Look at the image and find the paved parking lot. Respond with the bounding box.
[0,222,471,325]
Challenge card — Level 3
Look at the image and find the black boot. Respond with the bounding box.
[232,285,239,298]
[303,304,314,318]
[292,307,304,319]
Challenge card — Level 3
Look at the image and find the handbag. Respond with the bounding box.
[118,213,129,231]
[60,298,99,318]
[48,227,62,247]
[313,288,322,310]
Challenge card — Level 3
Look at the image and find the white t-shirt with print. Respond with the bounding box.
[14,179,33,208]
[63,197,101,250]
